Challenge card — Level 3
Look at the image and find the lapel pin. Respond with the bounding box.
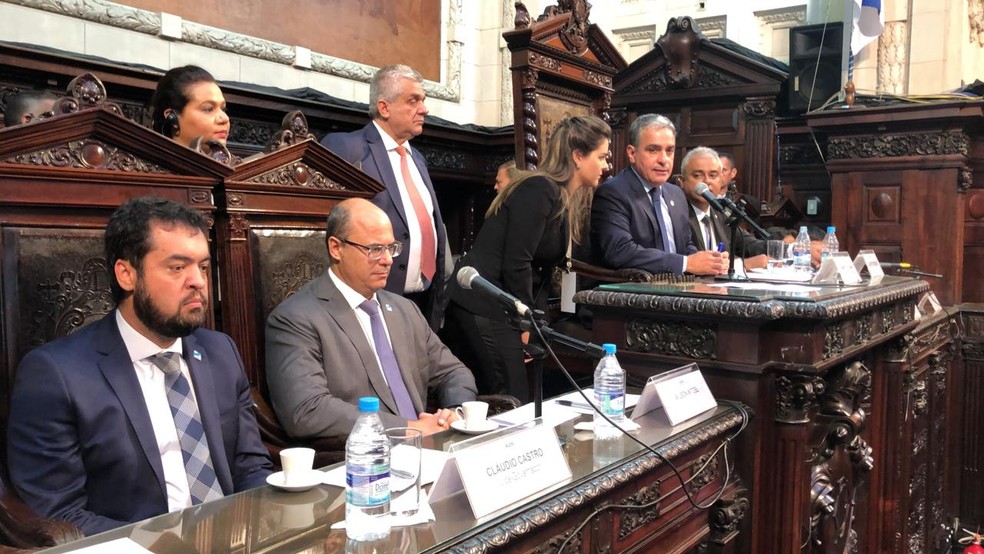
[670,200,675,207]
[193,350,202,361]
[385,304,393,312]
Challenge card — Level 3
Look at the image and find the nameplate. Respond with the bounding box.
[917,291,943,318]
[652,366,717,426]
[812,252,862,285]
[436,423,571,519]
[853,249,884,281]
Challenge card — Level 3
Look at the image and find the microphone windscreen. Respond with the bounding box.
[456,266,479,289]
[695,182,711,196]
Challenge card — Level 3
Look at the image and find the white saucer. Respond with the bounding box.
[266,470,323,492]
[451,419,498,435]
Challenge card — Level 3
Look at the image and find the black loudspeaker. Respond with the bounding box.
[787,22,844,113]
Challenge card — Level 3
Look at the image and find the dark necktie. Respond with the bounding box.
[358,299,418,420]
[702,214,714,251]
[395,145,437,282]
[148,352,223,505]
[649,187,674,253]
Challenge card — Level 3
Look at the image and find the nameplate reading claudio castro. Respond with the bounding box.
[486,441,546,485]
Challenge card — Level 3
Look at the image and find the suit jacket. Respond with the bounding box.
[590,168,697,274]
[321,123,449,330]
[6,313,273,536]
[448,175,568,319]
[265,270,477,439]
[687,204,768,257]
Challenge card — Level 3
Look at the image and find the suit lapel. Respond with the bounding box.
[711,211,730,251]
[376,294,424,414]
[626,170,661,240]
[315,273,401,416]
[97,315,168,501]
[183,335,233,494]
[688,211,706,251]
[364,124,410,229]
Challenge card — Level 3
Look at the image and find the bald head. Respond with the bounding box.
[326,198,396,298]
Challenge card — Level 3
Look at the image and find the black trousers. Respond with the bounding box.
[444,302,529,403]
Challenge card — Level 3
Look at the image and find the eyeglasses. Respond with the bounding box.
[339,239,403,261]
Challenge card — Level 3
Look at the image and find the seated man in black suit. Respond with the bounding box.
[7,197,273,536]
[679,146,767,269]
[591,113,728,275]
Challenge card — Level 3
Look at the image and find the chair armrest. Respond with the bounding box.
[477,394,521,415]
[570,259,654,283]
[250,390,346,469]
[0,486,82,548]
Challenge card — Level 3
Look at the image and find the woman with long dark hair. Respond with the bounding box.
[446,115,611,401]
[150,65,230,148]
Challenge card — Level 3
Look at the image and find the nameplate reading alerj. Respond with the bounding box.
[654,369,717,426]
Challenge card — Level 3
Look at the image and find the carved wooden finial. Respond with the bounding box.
[265,110,315,153]
[656,16,705,89]
[190,137,240,166]
[514,1,531,29]
[844,80,856,108]
[49,73,123,118]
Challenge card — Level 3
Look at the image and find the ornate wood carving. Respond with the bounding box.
[536,0,591,55]
[583,69,612,88]
[529,52,562,72]
[656,16,703,89]
[47,73,123,118]
[416,145,467,171]
[230,120,279,147]
[697,67,742,88]
[514,1,531,30]
[618,479,662,539]
[625,318,716,359]
[264,111,315,153]
[249,161,346,190]
[826,130,970,160]
[267,253,326,315]
[743,99,776,119]
[521,68,540,169]
[856,313,873,345]
[959,167,973,193]
[708,493,750,544]
[4,139,170,173]
[227,213,250,242]
[26,258,113,349]
[775,374,824,424]
[534,529,582,553]
[824,322,844,359]
[190,137,240,166]
[685,454,720,496]
[780,143,824,165]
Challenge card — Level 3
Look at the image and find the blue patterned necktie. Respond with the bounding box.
[358,299,418,420]
[649,187,675,253]
[149,352,223,505]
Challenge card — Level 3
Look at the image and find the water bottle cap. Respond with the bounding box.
[358,397,380,412]
[602,343,616,355]
[799,226,808,232]
[827,226,835,233]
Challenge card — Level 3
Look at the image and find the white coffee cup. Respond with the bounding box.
[280,447,315,486]
[455,400,489,430]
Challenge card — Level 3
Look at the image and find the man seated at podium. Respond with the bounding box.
[590,113,728,276]
[6,197,273,536]
[679,146,767,269]
[265,198,477,439]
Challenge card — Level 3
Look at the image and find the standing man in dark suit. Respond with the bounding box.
[591,114,728,275]
[679,146,767,269]
[265,198,476,440]
[321,64,449,330]
[7,197,273,536]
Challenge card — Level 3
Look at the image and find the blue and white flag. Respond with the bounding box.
[851,0,884,55]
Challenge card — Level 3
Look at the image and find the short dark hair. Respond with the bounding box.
[718,151,736,168]
[324,202,352,265]
[105,196,209,303]
[628,113,676,148]
[150,65,216,135]
[4,90,57,127]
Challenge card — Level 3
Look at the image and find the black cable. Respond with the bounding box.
[526,319,750,552]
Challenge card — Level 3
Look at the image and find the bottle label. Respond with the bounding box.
[597,391,624,416]
[346,466,391,506]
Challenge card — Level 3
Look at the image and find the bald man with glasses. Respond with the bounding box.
[265,199,477,439]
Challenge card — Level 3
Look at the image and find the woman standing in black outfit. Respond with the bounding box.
[446,116,611,401]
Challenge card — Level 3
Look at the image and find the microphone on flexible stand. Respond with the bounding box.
[695,182,726,214]
[456,266,532,317]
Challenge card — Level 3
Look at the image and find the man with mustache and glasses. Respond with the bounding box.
[265,198,476,440]
[7,197,272,536]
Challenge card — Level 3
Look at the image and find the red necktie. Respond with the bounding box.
[396,145,436,281]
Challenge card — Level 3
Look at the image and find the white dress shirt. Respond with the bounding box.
[373,121,438,293]
[328,267,395,385]
[116,311,195,512]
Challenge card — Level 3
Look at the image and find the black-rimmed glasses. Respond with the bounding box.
[340,239,403,261]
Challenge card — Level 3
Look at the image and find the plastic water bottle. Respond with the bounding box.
[822,226,839,260]
[593,343,626,440]
[792,226,812,273]
[345,397,391,541]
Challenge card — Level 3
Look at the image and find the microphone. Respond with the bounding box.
[456,266,532,317]
[695,182,726,214]
[879,262,913,269]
